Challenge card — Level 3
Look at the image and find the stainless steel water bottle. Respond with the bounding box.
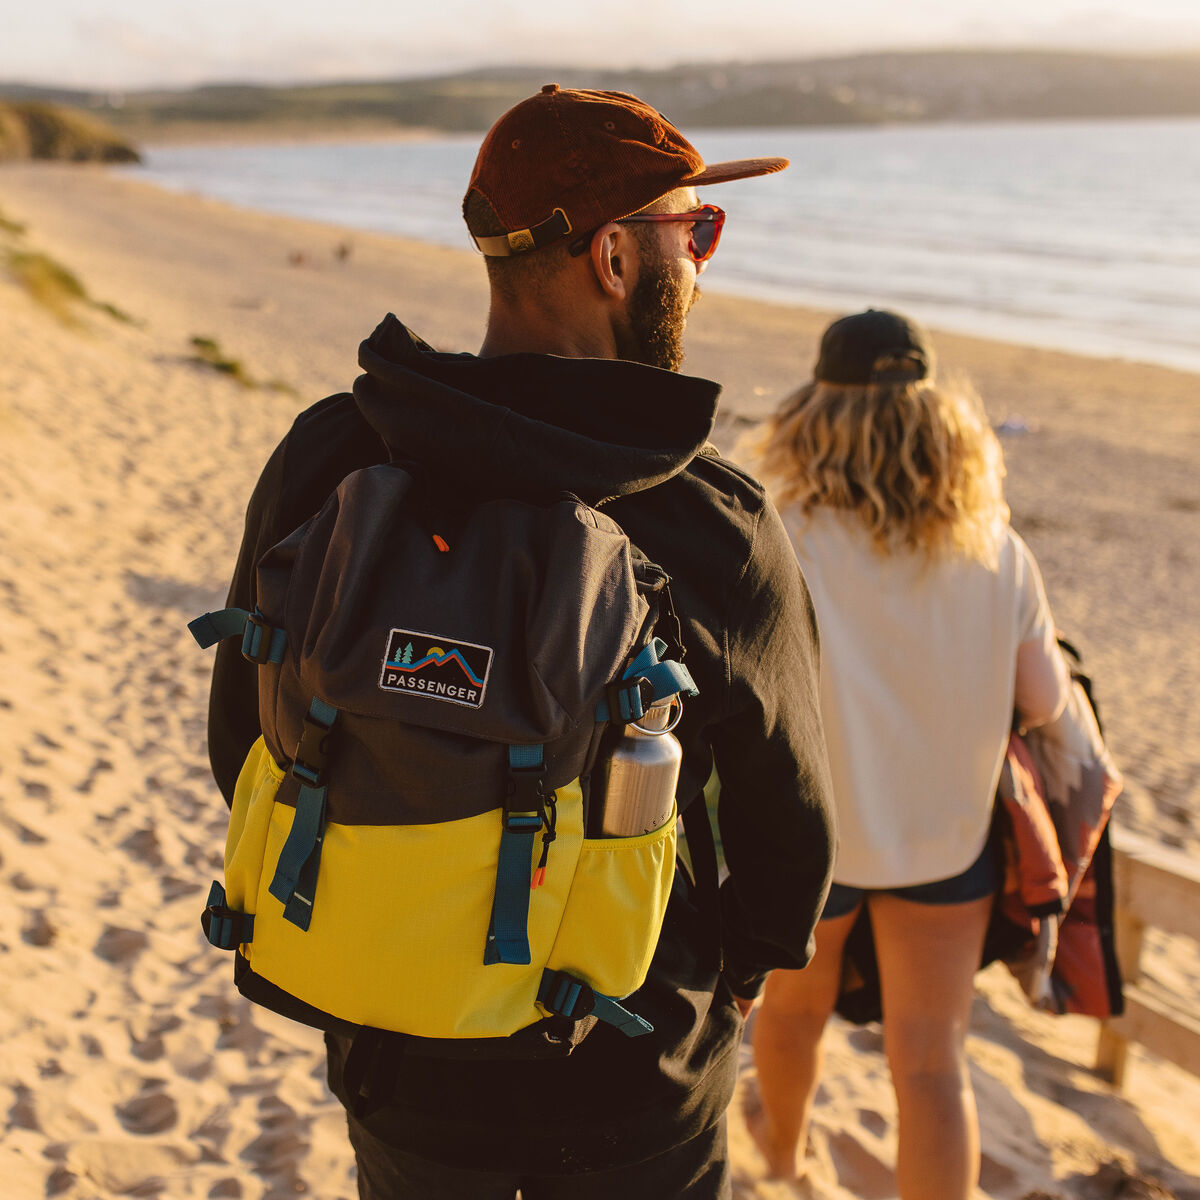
[596,698,683,837]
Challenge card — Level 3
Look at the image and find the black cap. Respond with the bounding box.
[814,309,934,385]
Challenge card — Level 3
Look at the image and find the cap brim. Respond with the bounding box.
[682,156,789,186]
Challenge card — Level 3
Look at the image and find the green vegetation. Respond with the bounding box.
[189,335,254,385]
[0,205,25,235]
[0,101,140,163]
[188,335,295,394]
[5,250,88,319]
[3,246,136,325]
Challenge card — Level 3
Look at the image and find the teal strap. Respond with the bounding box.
[591,992,654,1037]
[201,880,254,949]
[268,782,327,931]
[188,607,286,664]
[537,970,653,1037]
[267,698,338,931]
[484,745,545,965]
[188,608,251,648]
[596,638,699,722]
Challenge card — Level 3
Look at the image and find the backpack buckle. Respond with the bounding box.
[292,706,335,787]
[201,881,254,949]
[605,675,654,724]
[538,970,596,1020]
[241,612,280,664]
[503,764,547,831]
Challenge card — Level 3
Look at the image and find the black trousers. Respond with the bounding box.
[347,1111,731,1200]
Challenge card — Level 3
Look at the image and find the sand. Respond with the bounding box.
[0,160,1197,1200]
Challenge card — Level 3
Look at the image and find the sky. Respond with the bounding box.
[6,0,1200,91]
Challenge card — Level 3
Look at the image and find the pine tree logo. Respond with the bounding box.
[380,627,493,708]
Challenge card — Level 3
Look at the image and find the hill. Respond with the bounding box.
[0,101,141,162]
[2,50,1199,139]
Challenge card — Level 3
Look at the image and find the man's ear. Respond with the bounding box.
[589,223,632,301]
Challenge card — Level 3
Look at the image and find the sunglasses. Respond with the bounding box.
[567,204,726,264]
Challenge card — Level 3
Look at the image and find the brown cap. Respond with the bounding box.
[464,83,788,256]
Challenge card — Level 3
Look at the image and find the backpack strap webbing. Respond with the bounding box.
[596,637,699,723]
[188,606,286,665]
[538,970,653,1037]
[201,880,254,949]
[268,697,338,931]
[484,744,547,965]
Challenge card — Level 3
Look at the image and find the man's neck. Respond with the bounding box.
[478,307,619,361]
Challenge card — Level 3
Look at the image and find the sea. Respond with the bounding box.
[129,117,1200,373]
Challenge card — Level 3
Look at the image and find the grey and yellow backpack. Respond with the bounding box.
[190,461,697,1060]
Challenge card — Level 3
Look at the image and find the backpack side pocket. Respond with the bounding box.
[545,809,677,1003]
[223,736,287,939]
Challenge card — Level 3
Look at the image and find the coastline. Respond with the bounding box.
[121,118,450,148]
[0,160,1197,1199]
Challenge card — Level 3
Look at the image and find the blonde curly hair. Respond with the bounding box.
[751,360,1009,565]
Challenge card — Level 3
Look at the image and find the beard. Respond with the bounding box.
[619,245,699,373]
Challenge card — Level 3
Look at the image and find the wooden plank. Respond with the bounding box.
[1095,910,1146,1086]
[1103,984,1200,1081]
[1110,828,1200,942]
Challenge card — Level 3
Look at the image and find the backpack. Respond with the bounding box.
[189,461,698,1058]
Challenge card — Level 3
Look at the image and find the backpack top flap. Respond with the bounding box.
[259,463,651,748]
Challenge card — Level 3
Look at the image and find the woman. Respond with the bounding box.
[746,310,1070,1199]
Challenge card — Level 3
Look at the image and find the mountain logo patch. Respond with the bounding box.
[379,628,493,709]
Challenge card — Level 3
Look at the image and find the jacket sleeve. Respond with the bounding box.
[709,498,836,998]
[206,433,293,805]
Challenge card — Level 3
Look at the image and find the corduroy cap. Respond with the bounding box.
[814,309,935,385]
[464,83,788,256]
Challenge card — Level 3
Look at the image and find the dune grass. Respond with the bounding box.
[0,206,25,236]
[6,249,88,320]
[188,335,295,394]
[4,247,136,325]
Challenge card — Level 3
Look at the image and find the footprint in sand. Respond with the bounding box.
[128,1012,183,1062]
[240,1094,308,1193]
[77,755,115,794]
[94,924,149,964]
[823,1126,895,1199]
[858,1108,888,1138]
[9,1082,39,1131]
[120,824,164,867]
[22,909,56,947]
[0,814,47,844]
[115,1079,179,1135]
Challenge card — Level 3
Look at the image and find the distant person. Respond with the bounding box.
[745,310,1070,1199]
[206,84,835,1198]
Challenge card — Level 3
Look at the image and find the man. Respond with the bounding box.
[208,84,834,1199]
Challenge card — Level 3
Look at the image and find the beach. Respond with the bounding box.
[0,160,1197,1199]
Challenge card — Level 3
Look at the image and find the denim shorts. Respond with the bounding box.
[820,840,998,920]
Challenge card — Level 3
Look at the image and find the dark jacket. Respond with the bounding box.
[208,315,835,1172]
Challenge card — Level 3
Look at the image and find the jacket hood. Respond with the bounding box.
[352,315,721,505]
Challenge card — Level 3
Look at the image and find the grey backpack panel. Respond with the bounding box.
[255,464,654,826]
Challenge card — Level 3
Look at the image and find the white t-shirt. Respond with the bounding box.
[781,507,1062,888]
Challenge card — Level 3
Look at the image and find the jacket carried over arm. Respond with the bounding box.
[206,315,835,1172]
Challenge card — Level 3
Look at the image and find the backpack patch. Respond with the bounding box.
[379,627,493,709]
